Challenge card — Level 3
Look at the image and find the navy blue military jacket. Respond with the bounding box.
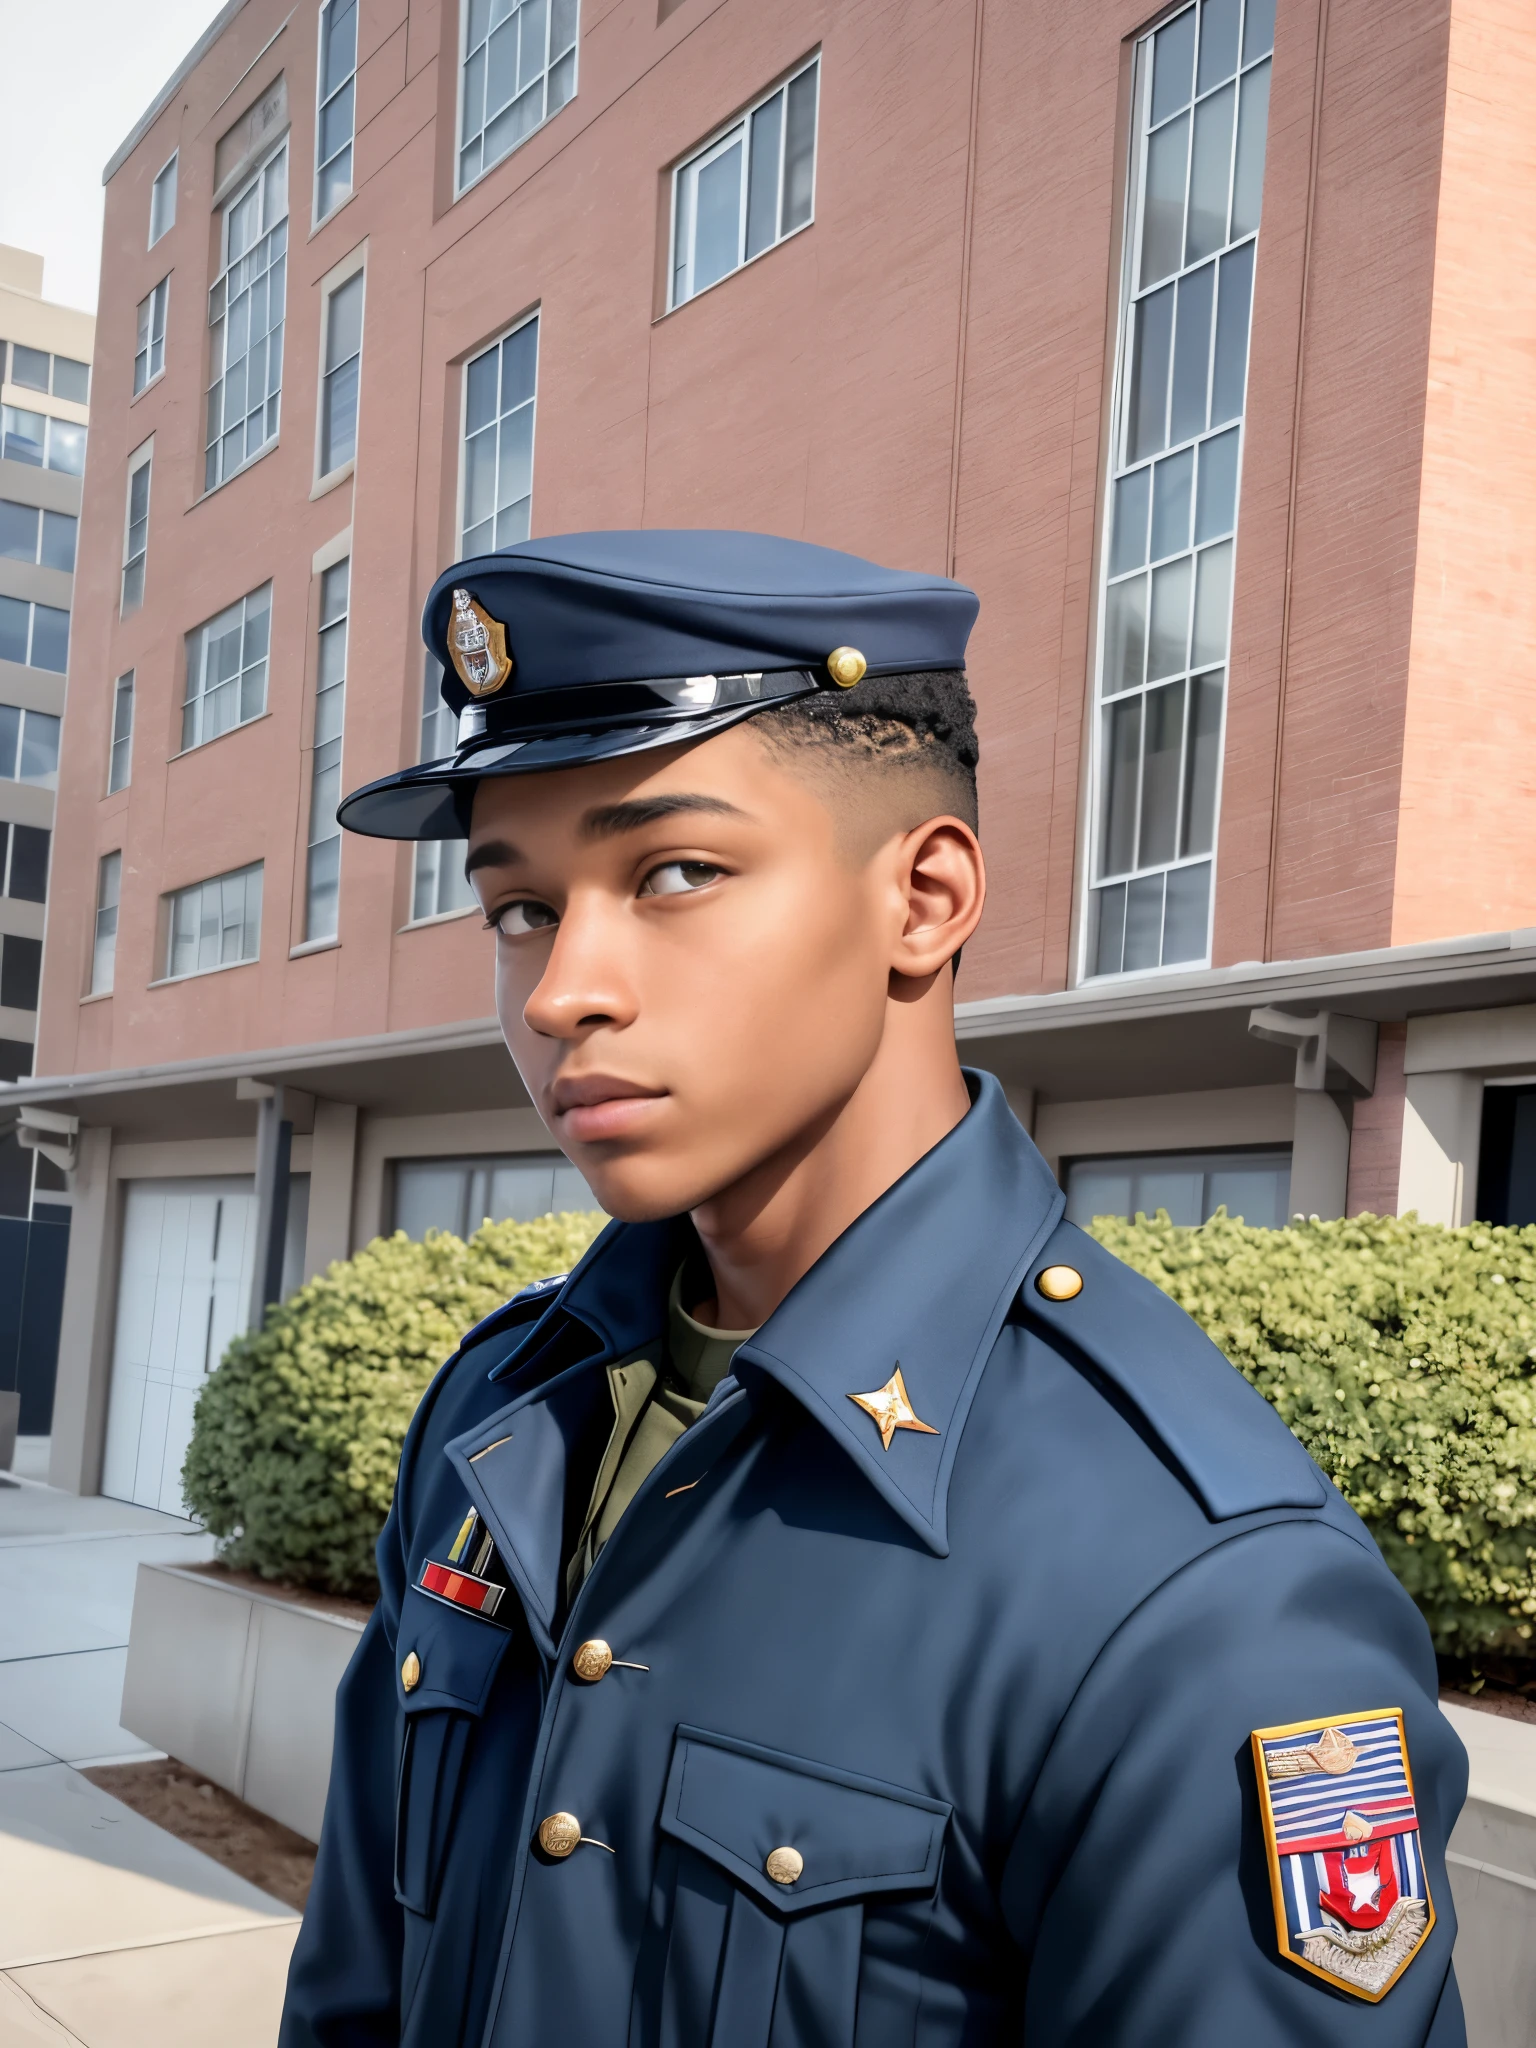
[281,1075,1467,2047]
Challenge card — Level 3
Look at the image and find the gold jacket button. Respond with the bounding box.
[401,1651,421,1692]
[571,1639,613,1683]
[765,1846,804,1885]
[538,1812,582,1859]
[1035,1264,1084,1302]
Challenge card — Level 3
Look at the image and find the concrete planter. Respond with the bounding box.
[0,1391,17,1470]
[120,1562,368,1844]
[1442,1701,1536,2048]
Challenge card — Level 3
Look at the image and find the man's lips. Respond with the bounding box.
[550,1075,668,1143]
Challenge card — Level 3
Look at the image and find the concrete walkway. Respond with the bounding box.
[0,1460,300,2047]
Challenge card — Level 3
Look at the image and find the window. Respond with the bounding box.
[4,347,88,403]
[121,447,152,614]
[205,145,288,491]
[394,1151,599,1238]
[0,596,70,673]
[304,559,348,941]
[0,935,42,1011]
[460,314,537,553]
[0,822,50,904]
[457,0,577,192]
[412,657,477,919]
[150,152,178,246]
[0,501,77,572]
[182,583,271,749]
[162,861,263,980]
[108,672,135,793]
[92,852,122,994]
[134,278,169,394]
[316,0,358,219]
[318,270,364,476]
[1064,1146,1291,1229]
[1084,0,1273,978]
[670,57,819,308]
[1,407,86,475]
[0,706,61,786]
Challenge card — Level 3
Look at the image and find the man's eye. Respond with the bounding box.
[490,899,559,936]
[639,861,723,898]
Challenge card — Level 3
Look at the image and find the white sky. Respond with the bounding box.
[0,0,229,312]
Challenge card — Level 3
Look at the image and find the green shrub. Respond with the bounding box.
[182,1213,605,1596]
[1089,1210,1536,1661]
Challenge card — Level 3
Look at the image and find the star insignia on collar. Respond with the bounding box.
[847,1365,940,1452]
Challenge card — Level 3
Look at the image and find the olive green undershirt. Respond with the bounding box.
[565,1270,756,1599]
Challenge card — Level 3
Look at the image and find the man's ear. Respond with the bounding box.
[891,817,985,984]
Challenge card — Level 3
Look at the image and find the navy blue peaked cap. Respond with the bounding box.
[338,529,979,840]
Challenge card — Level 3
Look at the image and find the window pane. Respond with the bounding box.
[47,421,86,475]
[745,92,783,260]
[1103,574,1147,695]
[52,356,89,403]
[0,935,42,1009]
[1092,882,1126,977]
[1195,426,1240,542]
[318,147,353,220]
[19,712,60,786]
[325,273,364,374]
[1210,240,1254,425]
[1100,697,1142,875]
[1148,556,1192,679]
[12,346,48,392]
[1161,859,1211,962]
[502,319,538,408]
[692,139,744,295]
[1127,283,1174,461]
[1110,466,1151,576]
[2,407,45,465]
[1185,82,1235,264]
[1150,446,1193,560]
[548,45,575,110]
[321,353,360,472]
[1123,872,1165,971]
[306,834,341,943]
[1138,680,1185,867]
[1180,669,1223,855]
[1169,260,1214,444]
[30,604,70,674]
[1231,59,1270,239]
[551,0,578,57]
[0,502,38,562]
[496,403,534,515]
[782,63,818,233]
[1139,112,1189,289]
[1065,1162,1135,1227]
[42,509,77,573]
[0,705,18,777]
[319,78,356,174]
[8,825,50,903]
[1196,0,1242,91]
[1192,539,1234,665]
[0,595,28,665]
[150,154,178,244]
[322,0,357,94]
[1243,0,1277,63]
[1150,7,1197,124]
[109,676,134,793]
[465,349,499,435]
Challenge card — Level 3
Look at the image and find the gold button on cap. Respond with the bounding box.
[537,1812,582,1859]
[401,1651,421,1692]
[765,1846,804,1885]
[572,1639,613,1683]
[825,646,867,688]
[1035,1264,1084,1302]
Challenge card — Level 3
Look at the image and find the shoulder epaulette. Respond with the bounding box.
[1022,1221,1326,1521]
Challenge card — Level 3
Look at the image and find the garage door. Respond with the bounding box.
[101,1178,258,1514]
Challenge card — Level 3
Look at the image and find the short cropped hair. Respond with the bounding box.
[751,669,980,830]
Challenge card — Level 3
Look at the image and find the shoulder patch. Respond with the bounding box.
[1021,1221,1325,1520]
[1251,1709,1434,2000]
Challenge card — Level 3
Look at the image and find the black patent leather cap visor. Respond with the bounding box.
[337,670,819,841]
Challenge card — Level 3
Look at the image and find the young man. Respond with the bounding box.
[284,531,1466,2046]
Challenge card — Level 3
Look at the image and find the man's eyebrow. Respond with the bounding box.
[579,794,749,840]
[464,837,524,878]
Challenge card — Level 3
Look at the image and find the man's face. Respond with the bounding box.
[464,724,929,1221]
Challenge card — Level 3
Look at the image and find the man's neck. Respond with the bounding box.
[688,1025,972,1332]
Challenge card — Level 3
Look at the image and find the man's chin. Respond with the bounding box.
[576,1155,742,1227]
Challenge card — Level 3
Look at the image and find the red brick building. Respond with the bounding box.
[8,0,1536,1504]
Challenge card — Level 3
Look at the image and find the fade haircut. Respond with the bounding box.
[750,669,980,834]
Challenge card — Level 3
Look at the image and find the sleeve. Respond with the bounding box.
[999,1515,1469,2047]
[278,1494,411,2044]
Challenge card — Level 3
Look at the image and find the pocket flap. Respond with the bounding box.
[660,1727,950,1917]
[394,1584,513,1715]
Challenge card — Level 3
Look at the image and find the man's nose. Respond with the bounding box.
[518,898,638,1039]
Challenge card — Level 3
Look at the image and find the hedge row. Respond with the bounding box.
[183,1207,1536,1661]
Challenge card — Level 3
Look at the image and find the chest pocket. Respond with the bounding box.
[631,1727,950,2048]
[393,1584,514,1918]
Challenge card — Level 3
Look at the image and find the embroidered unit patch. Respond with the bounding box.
[1251,1708,1434,2001]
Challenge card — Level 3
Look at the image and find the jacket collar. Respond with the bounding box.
[481,1070,1062,1561]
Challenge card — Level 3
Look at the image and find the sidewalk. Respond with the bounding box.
[0,1460,300,2047]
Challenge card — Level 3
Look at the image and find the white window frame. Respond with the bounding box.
[314,0,359,224]
[133,276,169,396]
[158,862,264,983]
[668,54,820,311]
[121,441,153,616]
[204,141,289,493]
[108,672,135,795]
[314,249,366,485]
[1076,0,1271,985]
[455,0,579,197]
[303,556,349,943]
[181,582,273,752]
[149,151,178,247]
[456,310,539,556]
[92,852,122,995]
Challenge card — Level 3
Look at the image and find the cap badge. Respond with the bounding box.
[449,588,514,699]
[826,646,867,688]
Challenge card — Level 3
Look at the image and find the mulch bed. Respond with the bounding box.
[82,1761,317,1910]
[183,1558,375,1626]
